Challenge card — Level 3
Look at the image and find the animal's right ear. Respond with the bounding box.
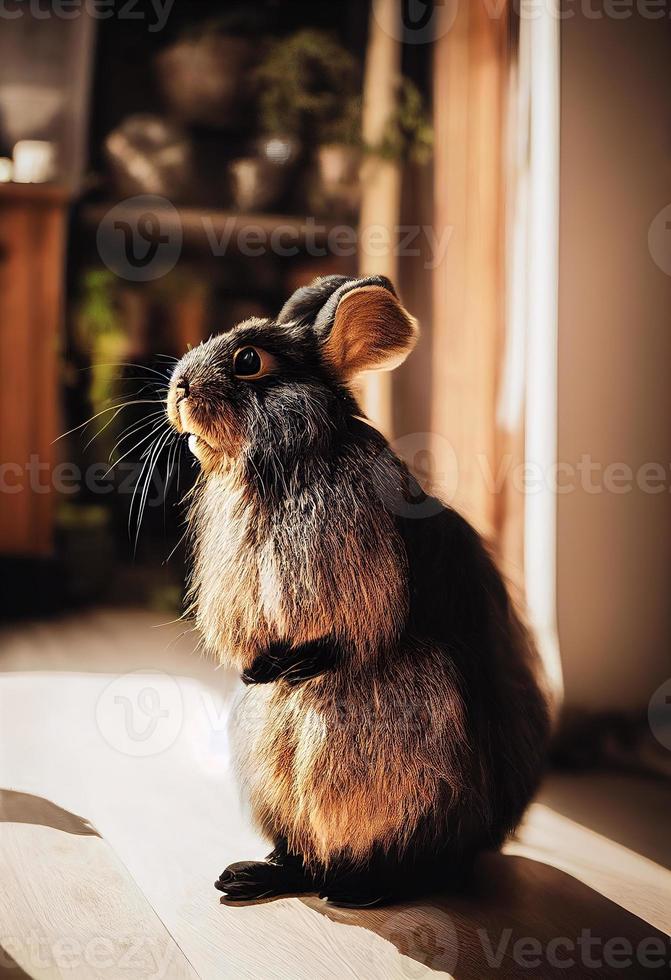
[278,274,418,377]
[319,282,418,378]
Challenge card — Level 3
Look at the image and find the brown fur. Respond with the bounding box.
[232,643,468,866]
[167,275,550,894]
[322,285,419,377]
[186,458,465,867]
[185,453,407,672]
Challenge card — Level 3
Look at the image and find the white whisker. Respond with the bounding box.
[54,400,167,443]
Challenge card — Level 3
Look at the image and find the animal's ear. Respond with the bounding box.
[277,274,418,377]
[319,279,419,378]
[277,275,351,327]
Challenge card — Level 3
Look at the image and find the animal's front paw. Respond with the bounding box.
[215,861,279,901]
[215,859,311,902]
[280,648,336,686]
[241,644,289,685]
[241,638,339,686]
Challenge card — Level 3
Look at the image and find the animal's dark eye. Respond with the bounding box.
[233,346,263,378]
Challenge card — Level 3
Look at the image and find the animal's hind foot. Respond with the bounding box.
[215,858,312,902]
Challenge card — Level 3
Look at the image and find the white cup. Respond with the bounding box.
[12,140,56,184]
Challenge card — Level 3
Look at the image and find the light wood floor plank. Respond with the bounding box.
[1,610,669,979]
[0,796,196,979]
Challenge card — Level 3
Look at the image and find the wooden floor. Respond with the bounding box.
[0,610,669,979]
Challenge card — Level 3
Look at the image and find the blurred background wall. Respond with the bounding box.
[557,8,671,711]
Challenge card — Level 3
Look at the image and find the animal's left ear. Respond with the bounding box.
[318,278,419,378]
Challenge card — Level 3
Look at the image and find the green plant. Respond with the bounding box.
[321,95,363,147]
[255,30,359,140]
[75,269,118,346]
[373,77,434,165]
[70,270,134,477]
[57,501,110,529]
[293,72,433,163]
[74,269,126,415]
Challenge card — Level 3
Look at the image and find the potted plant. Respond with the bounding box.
[308,77,433,218]
[255,29,359,143]
[372,77,434,167]
[243,29,359,215]
[154,11,264,129]
[308,94,363,218]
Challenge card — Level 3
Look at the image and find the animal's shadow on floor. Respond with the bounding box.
[300,852,669,979]
[0,945,32,979]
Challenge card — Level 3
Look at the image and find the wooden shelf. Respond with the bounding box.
[80,201,344,252]
[0,182,71,206]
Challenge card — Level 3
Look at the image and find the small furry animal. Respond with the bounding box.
[167,275,550,907]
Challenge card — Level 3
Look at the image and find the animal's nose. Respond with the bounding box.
[174,377,189,402]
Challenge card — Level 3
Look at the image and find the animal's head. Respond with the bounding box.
[167,275,418,472]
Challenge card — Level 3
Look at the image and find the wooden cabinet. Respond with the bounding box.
[0,184,68,555]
